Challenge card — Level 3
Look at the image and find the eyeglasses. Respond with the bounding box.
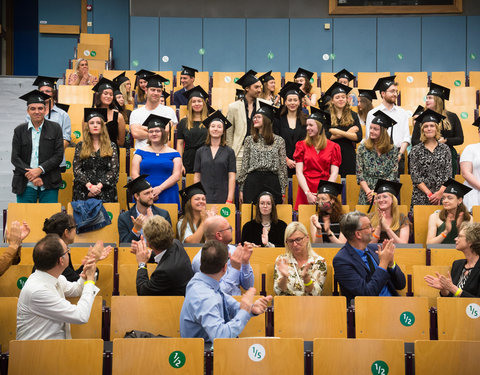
[357,224,373,232]
[218,226,233,233]
[286,236,306,245]
[68,225,77,230]
[60,248,70,258]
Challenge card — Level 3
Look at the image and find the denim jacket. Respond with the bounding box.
[71,198,111,233]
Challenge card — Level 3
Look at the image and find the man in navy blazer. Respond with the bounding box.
[333,211,406,305]
[118,175,171,244]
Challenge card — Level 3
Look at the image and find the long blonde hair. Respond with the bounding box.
[186,98,208,130]
[305,119,327,150]
[328,101,354,127]
[80,118,113,158]
[429,96,452,131]
[178,200,205,242]
[364,126,393,154]
[369,193,401,231]
[119,81,134,105]
[284,222,313,257]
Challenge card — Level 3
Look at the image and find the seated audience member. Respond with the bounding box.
[133,69,154,108]
[460,118,480,211]
[425,222,480,298]
[132,216,193,296]
[67,58,98,86]
[310,180,346,244]
[0,221,30,277]
[16,234,99,340]
[333,211,406,305]
[427,179,473,245]
[192,215,254,295]
[180,240,271,343]
[73,108,119,202]
[117,175,171,244]
[241,188,287,247]
[274,222,327,296]
[173,65,198,107]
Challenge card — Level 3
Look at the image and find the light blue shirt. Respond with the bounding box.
[191,244,254,296]
[180,272,252,343]
[353,246,392,297]
[26,120,45,191]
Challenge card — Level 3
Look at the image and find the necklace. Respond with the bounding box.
[262,222,271,227]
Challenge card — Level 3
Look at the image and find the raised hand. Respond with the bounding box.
[276,257,290,278]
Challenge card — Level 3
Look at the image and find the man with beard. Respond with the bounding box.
[333,211,406,306]
[173,65,198,107]
[117,175,171,244]
[365,76,410,174]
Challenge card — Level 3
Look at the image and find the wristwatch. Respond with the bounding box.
[138,262,146,269]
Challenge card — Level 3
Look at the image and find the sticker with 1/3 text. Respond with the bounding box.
[371,360,389,375]
[248,344,265,362]
[399,311,415,327]
[168,351,186,368]
[466,303,480,319]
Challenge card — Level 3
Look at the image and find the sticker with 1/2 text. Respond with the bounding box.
[399,311,415,327]
[168,351,186,368]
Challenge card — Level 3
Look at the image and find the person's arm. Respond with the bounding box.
[62,112,72,150]
[426,212,445,245]
[236,137,251,191]
[306,258,327,296]
[328,165,339,183]
[227,172,236,203]
[98,143,119,188]
[11,127,30,174]
[176,140,184,158]
[444,112,464,146]
[72,143,90,186]
[130,123,148,141]
[183,220,207,244]
[0,246,21,277]
[39,125,64,173]
[328,125,361,142]
[130,153,142,180]
[226,105,235,147]
[116,111,126,147]
[274,256,290,295]
[276,137,288,195]
[411,121,421,147]
[356,145,373,199]
[461,161,480,190]
[67,73,78,85]
[153,156,182,198]
[296,162,315,204]
[310,214,324,243]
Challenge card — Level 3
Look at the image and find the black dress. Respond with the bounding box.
[194,145,236,203]
[177,118,207,173]
[106,111,119,146]
[274,115,307,177]
[241,220,287,247]
[326,110,362,177]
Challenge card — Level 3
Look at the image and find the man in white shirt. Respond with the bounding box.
[16,234,99,340]
[130,74,178,150]
[365,76,411,174]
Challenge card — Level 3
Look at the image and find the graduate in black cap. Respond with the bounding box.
[117,174,171,244]
[426,178,473,245]
[274,82,307,178]
[114,89,132,126]
[310,180,346,244]
[324,82,362,177]
[357,110,399,205]
[113,72,134,107]
[92,78,126,147]
[68,58,99,86]
[459,117,480,211]
[368,179,411,244]
[335,69,358,106]
[194,110,236,204]
[226,70,263,172]
[410,109,453,209]
[72,108,119,203]
[131,114,182,209]
[12,90,64,203]
[237,101,288,205]
[259,71,280,107]
[293,107,341,210]
[294,67,317,107]
[173,65,198,107]
[134,69,155,107]
[240,185,287,248]
[357,89,376,125]
[411,82,463,176]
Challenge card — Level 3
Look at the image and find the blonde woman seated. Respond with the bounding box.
[310,180,346,244]
[368,179,410,244]
[67,58,98,86]
[427,179,473,245]
[274,222,327,296]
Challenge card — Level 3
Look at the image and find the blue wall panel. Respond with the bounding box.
[466,16,480,72]
[159,18,203,71]
[203,18,246,72]
[246,19,289,73]
[333,18,377,73]
[422,16,466,73]
[130,17,159,70]
[377,17,421,74]
[290,18,333,75]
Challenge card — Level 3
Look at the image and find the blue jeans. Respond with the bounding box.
[17,187,58,203]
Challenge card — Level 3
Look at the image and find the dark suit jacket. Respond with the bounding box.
[136,239,193,296]
[333,242,406,304]
[11,119,64,195]
[448,258,480,298]
[117,204,171,244]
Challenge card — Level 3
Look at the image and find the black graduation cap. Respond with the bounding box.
[56,103,70,113]
[371,110,397,129]
[114,89,123,97]
[255,101,277,121]
[142,114,171,129]
[135,69,155,80]
[161,90,170,100]
[179,182,206,206]
[113,71,130,85]
[412,105,424,118]
[33,76,58,89]
[317,180,343,196]
[278,81,305,100]
[428,82,450,101]
[324,82,352,98]
[442,178,472,198]
[181,65,198,77]
[259,70,274,84]
[416,109,446,124]
[334,69,355,82]
[294,67,314,80]
[317,94,331,110]
[358,89,377,102]
[374,179,402,197]
[84,107,108,122]
[202,110,232,131]
[308,107,329,125]
[472,117,480,127]
[236,89,245,100]
[146,74,168,88]
[182,85,209,101]
[236,71,259,88]
[124,174,151,195]
[92,78,117,93]
[373,76,397,92]
[19,90,50,105]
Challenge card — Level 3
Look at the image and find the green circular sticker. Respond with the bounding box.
[310,78,314,83]
[400,311,415,327]
[470,53,476,60]
[66,161,72,169]
[60,180,67,189]
[397,53,404,60]
[330,53,336,60]
[107,211,113,220]
[198,48,205,55]
[267,51,274,60]
[371,360,389,375]
[454,80,461,87]
[165,80,170,85]
[17,277,27,289]
[220,207,231,217]
[90,51,96,57]
[74,131,81,139]
[234,77,239,83]
[132,60,139,67]
[168,351,186,368]
[461,112,469,119]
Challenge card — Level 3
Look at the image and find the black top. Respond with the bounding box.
[106,111,119,146]
[411,110,463,147]
[177,118,208,173]
[447,258,480,298]
[274,115,306,177]
[241,219,287,247]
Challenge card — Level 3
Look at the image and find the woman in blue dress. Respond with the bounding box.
[131,114,182,208]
